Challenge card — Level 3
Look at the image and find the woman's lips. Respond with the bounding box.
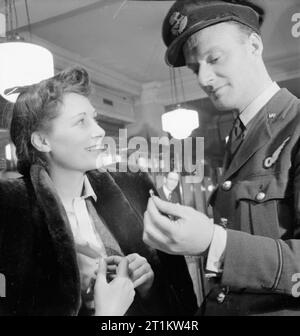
[86,144,107,152]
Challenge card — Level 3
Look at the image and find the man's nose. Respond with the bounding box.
[197,63,214,88]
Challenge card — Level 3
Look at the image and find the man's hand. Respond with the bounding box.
[106,254,154,298]
[94,258,135,316]
[143,196,214,256]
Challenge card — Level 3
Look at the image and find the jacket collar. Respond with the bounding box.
[222,89,294,181]
[239,82,280,127]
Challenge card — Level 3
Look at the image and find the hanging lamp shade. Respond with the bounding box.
[162,107,199,139]
[0,41,54,102]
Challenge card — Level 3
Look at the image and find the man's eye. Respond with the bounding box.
[210,57,220,64]
[77,118,85,125]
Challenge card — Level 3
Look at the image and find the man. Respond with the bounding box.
[157,171,180,203]
[143,0,300,315]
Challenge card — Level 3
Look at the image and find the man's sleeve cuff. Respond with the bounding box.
[206,224,227,274]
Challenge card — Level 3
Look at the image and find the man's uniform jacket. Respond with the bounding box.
[206,89,300,315]
[0,164,197,315]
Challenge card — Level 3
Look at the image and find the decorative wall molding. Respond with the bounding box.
[22,34,300,113]
[25,33,142,97]
[22,33,139,124]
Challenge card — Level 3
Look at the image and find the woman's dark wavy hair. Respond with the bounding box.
[9,66,91,176]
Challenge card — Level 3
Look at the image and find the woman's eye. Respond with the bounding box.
[77,118,85,125]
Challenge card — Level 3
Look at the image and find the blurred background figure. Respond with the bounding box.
[157,170,180,204]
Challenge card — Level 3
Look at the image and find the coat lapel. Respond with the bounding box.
[87,170,158,262]
[30,164,81,314]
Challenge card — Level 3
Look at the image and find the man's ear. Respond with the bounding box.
[248,32,263,56]
[31,132,51,153]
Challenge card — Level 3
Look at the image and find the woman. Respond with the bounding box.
[0,66,197,316]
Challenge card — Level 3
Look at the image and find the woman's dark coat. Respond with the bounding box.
[0,164,197,315]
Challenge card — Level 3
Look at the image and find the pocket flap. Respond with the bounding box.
[235,177,290,202]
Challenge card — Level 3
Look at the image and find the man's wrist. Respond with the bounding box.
[205,224,227,274]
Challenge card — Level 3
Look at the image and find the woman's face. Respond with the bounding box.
[44,92,106,173]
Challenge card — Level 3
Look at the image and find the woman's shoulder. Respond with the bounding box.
[90,164,153,183]
[88,166,154,206]
[0,176,28,199]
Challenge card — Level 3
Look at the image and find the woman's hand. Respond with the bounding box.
[106,253,154,298]
[94,257,135,316]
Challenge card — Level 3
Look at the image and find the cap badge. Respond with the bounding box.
[268,113,276,119]
[169,12,188,36]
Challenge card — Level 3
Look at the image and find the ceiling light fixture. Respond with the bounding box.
[0,0,54,103]
[162,66,199,139]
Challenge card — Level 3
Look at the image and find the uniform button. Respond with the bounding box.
[256,192,266,202]
[222,180,232,191]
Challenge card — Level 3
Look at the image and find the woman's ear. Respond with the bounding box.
[31,132,51,153]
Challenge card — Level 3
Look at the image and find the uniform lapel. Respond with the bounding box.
[222,109,271,181]
[222,89,294,182]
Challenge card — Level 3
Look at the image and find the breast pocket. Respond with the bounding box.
[235,177,292,239]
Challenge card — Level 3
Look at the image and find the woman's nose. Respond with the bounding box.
[92,119,105,138]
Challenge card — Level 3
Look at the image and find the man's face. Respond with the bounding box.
[165,172,179,192]
[183,22,256,112]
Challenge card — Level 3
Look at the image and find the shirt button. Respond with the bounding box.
[222,180,232,191]
[256,192,266,202]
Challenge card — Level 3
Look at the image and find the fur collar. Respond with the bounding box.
[29,164,158,313]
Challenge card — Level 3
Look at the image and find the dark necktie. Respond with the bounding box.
[227,116,245,166]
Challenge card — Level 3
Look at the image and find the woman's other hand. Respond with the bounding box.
[106,253,154,298]
[94,257,135,316]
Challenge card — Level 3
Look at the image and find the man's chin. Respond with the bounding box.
[211,98,235,112]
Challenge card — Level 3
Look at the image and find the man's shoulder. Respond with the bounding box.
[267,89,300,133]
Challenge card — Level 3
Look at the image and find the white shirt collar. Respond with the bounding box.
[239,82,280,127]
[81,175,97,202]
